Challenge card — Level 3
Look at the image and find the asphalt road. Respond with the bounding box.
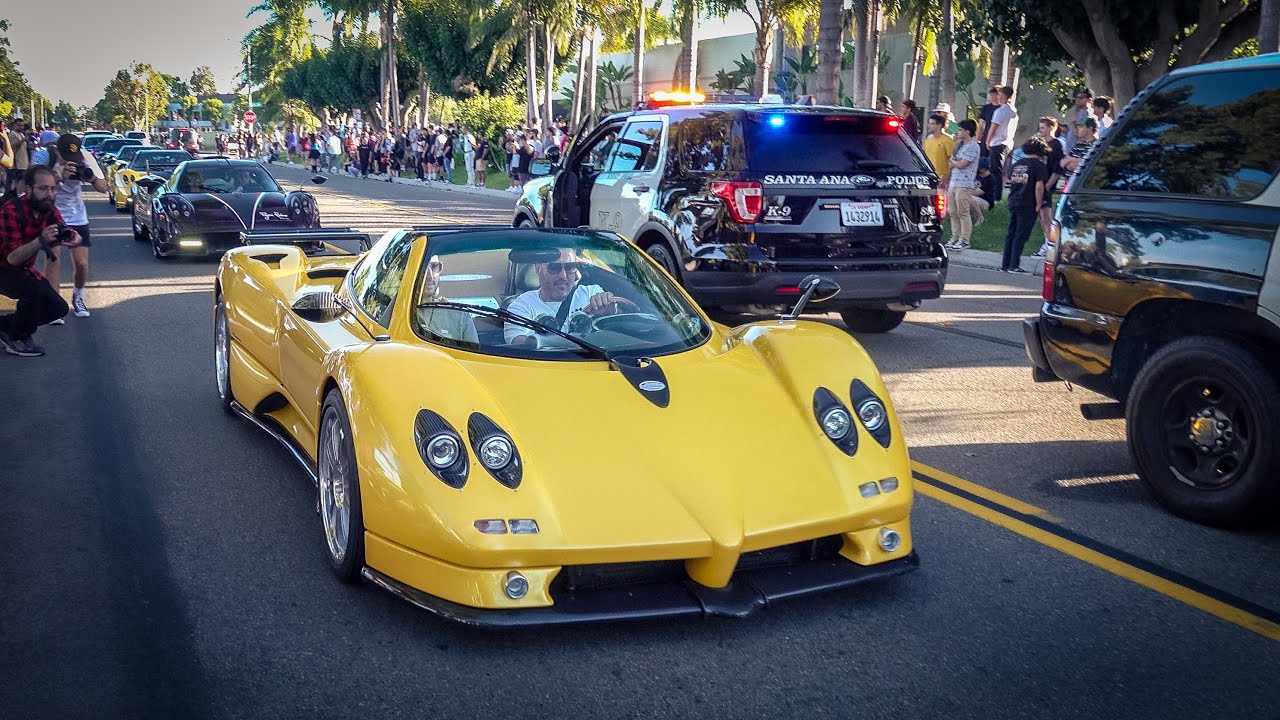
[2,169,1276,719]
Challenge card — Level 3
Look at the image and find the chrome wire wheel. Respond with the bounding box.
[214,301,231,407]
[318,405,351,565]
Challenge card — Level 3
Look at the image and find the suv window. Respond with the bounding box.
[574,123,624,174]
[350,233,415,327]
[1083,68,1280,198]
[679,114,743,173]
[606,120,664,173]
[743,114,931,174]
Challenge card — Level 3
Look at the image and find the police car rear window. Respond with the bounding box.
[743,114,930,174]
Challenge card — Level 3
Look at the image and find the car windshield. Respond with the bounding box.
[117,145,154,162]
[99,139,137,153]
[177,165,281,193]
[82,135,112,149]
[133,151,192,169]
[407,230,710,360]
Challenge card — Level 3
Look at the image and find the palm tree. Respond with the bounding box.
[814,0,844,105]
[939,0,956,115]
[704,0,813,96]
[671,0,701,91]
[633,1,646,104]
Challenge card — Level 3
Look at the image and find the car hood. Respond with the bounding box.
[356,325,907,574]
[185,192,296,229]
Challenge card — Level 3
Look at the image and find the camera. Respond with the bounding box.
[55,223,74,244]
[66,163,96,182]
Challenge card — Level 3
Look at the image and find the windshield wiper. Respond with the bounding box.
[417,301,612,362]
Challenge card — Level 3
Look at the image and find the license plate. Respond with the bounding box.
[840,202,884,227]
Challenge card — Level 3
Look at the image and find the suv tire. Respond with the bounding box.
[644,241,679,278]
[840,307,906,333]
[1125,336,1280,527]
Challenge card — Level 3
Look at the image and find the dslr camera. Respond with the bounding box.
[54,223,75,244]
[66,163,96,182]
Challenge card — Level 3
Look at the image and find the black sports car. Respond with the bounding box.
[132,159,322,259]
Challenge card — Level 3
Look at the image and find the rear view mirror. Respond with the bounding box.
[292,291,347,322]
[310,175,327,185]
[529,159,556,177]
[781,274,841,320]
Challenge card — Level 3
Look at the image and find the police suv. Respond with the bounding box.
[512,97,947,332]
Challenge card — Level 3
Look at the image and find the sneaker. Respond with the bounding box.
[954,241,970,250]
[72,294,90,318]
[1008,266,1028,274]
[0,327,14,352]
[48,317,65,326]
[1032,244,1049,258]
[6,336,44,357]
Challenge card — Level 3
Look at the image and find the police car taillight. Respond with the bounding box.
[935,193,946,218]
[887,118,902,131]
[711,181,764,224]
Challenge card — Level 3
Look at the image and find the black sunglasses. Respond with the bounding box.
[545,262,583,275]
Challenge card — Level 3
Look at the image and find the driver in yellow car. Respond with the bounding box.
[504,247,627,345]
[416,254,479,344]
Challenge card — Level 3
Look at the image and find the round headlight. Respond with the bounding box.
[425,434,461,468]
[478,436,514,470]
[820,406,852,440]
[857,399,887,432]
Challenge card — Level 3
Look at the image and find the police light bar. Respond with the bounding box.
[647,90,706,107]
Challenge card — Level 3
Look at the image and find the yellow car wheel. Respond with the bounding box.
[318,388,366,583]
[214,299,236,415]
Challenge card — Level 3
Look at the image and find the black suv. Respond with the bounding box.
[1024,55,1280,527]
[512,104,946,332]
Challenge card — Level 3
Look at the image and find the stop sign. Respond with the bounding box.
[244,110,257,124]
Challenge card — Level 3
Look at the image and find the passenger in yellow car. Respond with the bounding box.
[415,254,478,344]
[504,247,635,345]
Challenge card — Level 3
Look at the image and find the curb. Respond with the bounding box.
[947,247,1046,277]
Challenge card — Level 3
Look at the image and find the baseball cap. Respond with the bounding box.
[56,133,84,161]
[932,103,952,115]
[1074,117,1099,130]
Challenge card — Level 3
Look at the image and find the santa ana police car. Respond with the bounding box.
[513,98,947,332]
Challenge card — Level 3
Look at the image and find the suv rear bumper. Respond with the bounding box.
[683,266,947,307]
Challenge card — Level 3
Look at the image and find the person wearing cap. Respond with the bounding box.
[45,134,106,322]
[0,166,79,356]
[1058,116,1099,191]
[944,119,980,252]
[1062,88,1093,149]
[876,96,893,113]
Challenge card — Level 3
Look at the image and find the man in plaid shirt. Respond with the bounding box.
[0,166,78,357]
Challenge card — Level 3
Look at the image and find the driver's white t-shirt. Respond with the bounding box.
[504,284,605,343]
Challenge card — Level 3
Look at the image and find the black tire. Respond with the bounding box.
[644,241,680,280]
[1125,336,1280,527]
[131,212,145,241]
[214,299,235,414]
[839,307,906,333]
[317,389,366,583]
[152,227,171,260]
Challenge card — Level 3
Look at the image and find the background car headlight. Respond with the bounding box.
[426,434,461,468]
[820,406,852,440]
[478,436,514,470]
[857,399,887,432]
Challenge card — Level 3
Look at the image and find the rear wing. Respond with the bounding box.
[240,228,371,256]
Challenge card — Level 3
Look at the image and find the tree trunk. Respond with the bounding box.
[815,0,844,105]
[386,0,399,128]
[417,68,428,127]
[906,11,926,101]
[571,30,587,130]
[586,26,599,123]
[752,4,774,97]
[852,2,869,105]
[378,8,390,130]
[1262,0,1280,53]
[633,1,646,106]
[940,0,956,114]
[866,0,881,105]
[544,22,555,131]
[673,2,699,90]
[526,25,541,129]
[988,38,1008,87]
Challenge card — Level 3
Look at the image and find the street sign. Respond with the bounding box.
[244,110,257,124]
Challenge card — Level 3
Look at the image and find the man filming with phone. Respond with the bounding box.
[45,134,106,321]
[0,166,79,356]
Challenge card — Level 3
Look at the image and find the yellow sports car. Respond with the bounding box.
[112,148,192,212]
[214,226,917,625]
[102,144,155,198]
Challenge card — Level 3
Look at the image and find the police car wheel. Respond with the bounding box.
[644,242,679,279]
[839,307,906,333]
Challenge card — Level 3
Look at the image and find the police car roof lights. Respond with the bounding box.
[646,89,706,108]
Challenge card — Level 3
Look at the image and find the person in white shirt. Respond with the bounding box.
[327,132,342,173]
[985,85,1018,203]
[462,128,476,186]
[46,134,107,320]
[504,248,633,346]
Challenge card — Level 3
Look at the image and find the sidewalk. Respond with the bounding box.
[272,160,518,202]
[946,247,1046,276]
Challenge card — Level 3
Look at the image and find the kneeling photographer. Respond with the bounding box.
[0,165,79,357]
[45,134,106,321]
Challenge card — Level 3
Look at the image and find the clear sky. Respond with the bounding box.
[5,1,753,109]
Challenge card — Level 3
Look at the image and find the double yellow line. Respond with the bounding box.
[912,461,1280,642]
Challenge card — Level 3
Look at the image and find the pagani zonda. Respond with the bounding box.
[214,226,917,625]
[133,159,321,259]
